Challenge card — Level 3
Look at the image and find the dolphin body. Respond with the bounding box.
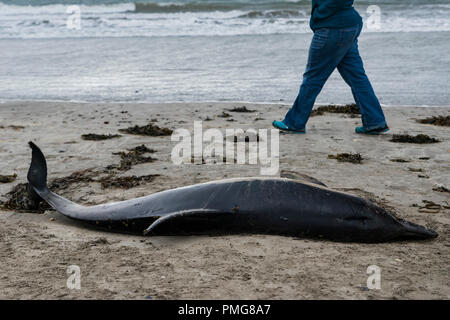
[26,142,437,242]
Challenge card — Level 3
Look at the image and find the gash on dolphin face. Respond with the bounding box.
[26,142,437,243]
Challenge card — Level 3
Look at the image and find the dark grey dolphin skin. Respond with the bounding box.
[26,142,437,242]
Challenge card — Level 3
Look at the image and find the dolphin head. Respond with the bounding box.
[357,200,437,242]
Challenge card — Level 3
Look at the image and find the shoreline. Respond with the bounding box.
[0,101,448,299]
[1,99,449,109]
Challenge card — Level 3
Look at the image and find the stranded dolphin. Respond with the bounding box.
[26,142,437,243]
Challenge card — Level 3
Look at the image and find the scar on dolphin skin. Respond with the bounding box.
[25,142,437,242]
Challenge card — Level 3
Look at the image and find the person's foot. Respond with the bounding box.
[355,125,390,135]
[272,120,306,134]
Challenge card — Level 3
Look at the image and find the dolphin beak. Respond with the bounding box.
[397,218,438,240]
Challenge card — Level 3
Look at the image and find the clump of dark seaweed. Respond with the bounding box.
[390,159,410,163]
[0,125,25,130]
[310,103,360,117]
[0,174,17,183]
[391,134,440,144]
[0,169,98,212]
[328,153,363,164]
[1,183,48,212]
[48,169,97,191]
[190,155,236,165]
[119,123,173,136]
[433,185,449,193]
[108,145,157,171]
[218,112,232,118]
[226,106,256,113]
[81,133,121,141]
[416,115,450,127]
[130,145,155,154]
[99,174,159,189]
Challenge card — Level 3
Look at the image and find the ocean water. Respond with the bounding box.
[0,0,449,105]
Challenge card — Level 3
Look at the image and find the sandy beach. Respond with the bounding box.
[0,100,449,299]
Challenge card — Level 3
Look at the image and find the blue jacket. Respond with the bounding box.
[310,0,362,31]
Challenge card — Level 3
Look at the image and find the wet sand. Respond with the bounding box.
[0,101,449,299]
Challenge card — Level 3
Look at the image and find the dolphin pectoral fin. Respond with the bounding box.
[143,209,224,236]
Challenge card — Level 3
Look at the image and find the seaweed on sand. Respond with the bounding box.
[81,133,121,141]
[310,103,360,117]
[0,144,161,212]
[0,174,17,183]
[0,125,25,130]
[328,153,363,164]
[129,145,155,154]
[390,159,410,163]
[107,145,157,171]
[226,106,256,113]
[99,174,160,189]
[1,167,161,212]
[390,134,440,144]
[48,169,97,191]
[416,115,450,127]
[1,183,46,212]
[190,155,237,165]
[0,169,97,213]
[119,123,173,136]
[218,112,232,118]
[433,185,449,193]
[408,168,424,173]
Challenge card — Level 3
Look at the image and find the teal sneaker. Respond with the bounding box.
[355,125,390,135]
[272,120,306,134]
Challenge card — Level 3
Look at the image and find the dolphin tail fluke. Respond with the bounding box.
[27,141,84,215]
[27,141,49,202]
[397,218,438,240]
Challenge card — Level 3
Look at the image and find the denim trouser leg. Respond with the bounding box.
[283,24,387,131]
[283,28,345,130]
[337,41,386,130]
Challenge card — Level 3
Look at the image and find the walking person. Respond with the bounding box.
[273,0,389,134]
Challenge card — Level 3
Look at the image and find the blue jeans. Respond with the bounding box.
[284,23,387,131]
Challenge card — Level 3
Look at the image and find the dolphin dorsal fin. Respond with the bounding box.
[280,170,327,187]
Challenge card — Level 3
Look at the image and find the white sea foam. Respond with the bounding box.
[0,2,449,38]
